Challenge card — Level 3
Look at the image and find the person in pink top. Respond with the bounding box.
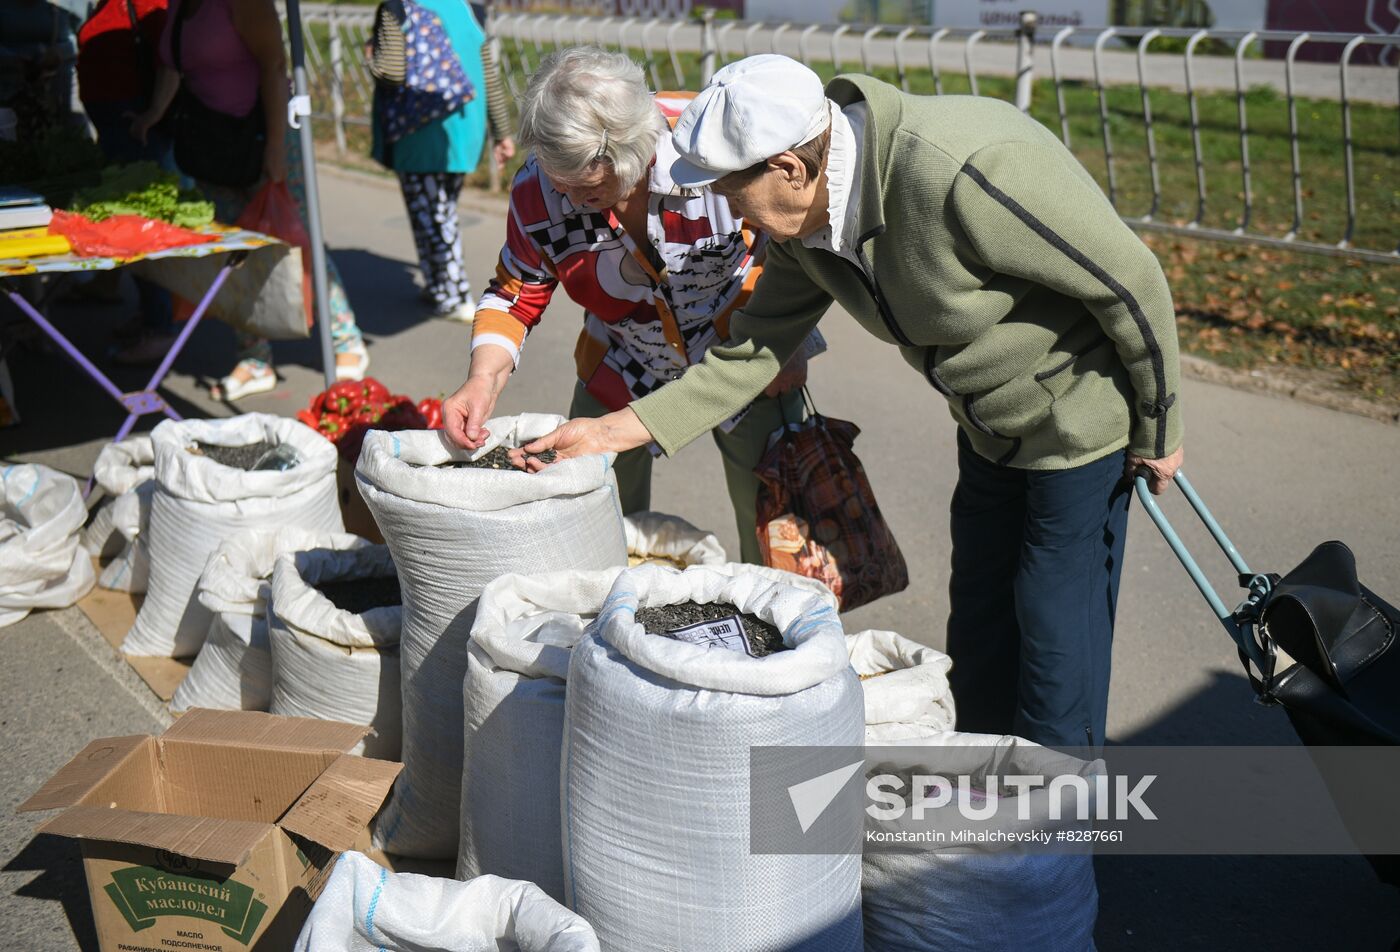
[131,0,369,399]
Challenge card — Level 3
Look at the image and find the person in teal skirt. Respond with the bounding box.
[372,0,513,324]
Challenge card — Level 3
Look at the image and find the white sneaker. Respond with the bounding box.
[213,362,277,401]
[434,296,476,325]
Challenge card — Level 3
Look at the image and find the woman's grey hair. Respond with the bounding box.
[518,47,666,192]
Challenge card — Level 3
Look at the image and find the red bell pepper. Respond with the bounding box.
[416,397,443,429]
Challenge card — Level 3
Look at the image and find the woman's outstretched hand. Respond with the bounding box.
[508,408,654,472]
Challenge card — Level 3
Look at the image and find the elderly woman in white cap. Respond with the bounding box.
[521,54,1186,753]
[439,48,809,563]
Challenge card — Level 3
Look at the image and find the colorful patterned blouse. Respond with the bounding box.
[471,94,767,416]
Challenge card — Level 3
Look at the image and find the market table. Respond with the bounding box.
[0,224,294,468]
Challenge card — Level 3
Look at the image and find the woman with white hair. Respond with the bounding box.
[441,47,809,562]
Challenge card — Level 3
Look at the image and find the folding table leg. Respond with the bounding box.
[2,255,241,495]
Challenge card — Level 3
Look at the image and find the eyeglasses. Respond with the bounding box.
[592,128,609,164]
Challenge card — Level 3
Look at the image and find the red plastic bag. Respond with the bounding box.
[48,210,215,259]
[754,393,909,611]
[236,181,313,329]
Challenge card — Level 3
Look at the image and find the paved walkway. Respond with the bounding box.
[3,167,1398,949]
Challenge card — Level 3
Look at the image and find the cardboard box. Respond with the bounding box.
[19,709,401,952]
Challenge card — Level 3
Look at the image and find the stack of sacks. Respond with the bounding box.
[123,414,342,658]
[170,528,366,713]
[295,851,599,951]
[0,464,94,627]
[623,511,726,568]
[563,564,864,951]
[80,435,154,592]
[460,562,841,900]
[268,544,402,759]
[355,419,627,858]
[847,629,956,740]
[861,733,1102,951]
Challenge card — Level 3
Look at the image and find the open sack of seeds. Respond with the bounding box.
[356,420,627,859]
[123,414,343,658]
[170,527,367,713]
[623,511,726,568]
[268,544,402,759]
[563,563,864,952]
[295,851,600,952]
[0,464,95,628]
[81,435,154,593]
[848,630,956,740]
[460,562,841,899]
[862,731,1101,952]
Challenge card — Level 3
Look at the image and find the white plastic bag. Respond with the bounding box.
[357,421,627,859]
[170,527,366,713]
[295,851,599,952]
[862,731,1101,952]
[123,414,343,658]
[268,544,402,759]
[847,630,956,741]
[563,564,864,952]
[623,510,726,568]
[82,435,155,593]
[0,464,95,627]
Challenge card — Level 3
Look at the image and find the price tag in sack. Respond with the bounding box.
[663,615,754,656]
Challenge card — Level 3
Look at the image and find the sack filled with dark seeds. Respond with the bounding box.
[635,600,789,657]
[436,446,558,471]
[314,574,402,614]
[190,440,275,470]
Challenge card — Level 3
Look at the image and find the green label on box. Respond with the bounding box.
[103,866,268,945]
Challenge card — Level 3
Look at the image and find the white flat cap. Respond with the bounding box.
[669,54,830,189]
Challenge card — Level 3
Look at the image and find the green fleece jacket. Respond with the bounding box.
[632,74,1183,470]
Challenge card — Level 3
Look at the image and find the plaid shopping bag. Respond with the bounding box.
[754,390,909,611]
[383,0,475,143]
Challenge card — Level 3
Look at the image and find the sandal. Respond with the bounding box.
[213,361,277,401]
[335,341,371,382]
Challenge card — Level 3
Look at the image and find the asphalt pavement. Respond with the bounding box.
[2,166,1398,950]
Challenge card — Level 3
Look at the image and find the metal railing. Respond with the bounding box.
[285,7,1399,264]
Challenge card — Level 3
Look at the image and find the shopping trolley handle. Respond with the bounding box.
[1134,471,1274,673]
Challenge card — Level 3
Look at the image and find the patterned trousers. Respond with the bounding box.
[398,171,471,312]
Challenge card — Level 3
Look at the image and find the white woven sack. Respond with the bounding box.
[458,568,618,899]
[82,436,155,593]
[268,545,402,759]
[623,510,726,567]
[847,630,956,741]
[356,421,627,859]
[95,482,154,593]
[862,730,1101,952]
[0,464,95,628]
[123,414,342,658]
[171,527,367,713]
[564,564,864,952]
[294,851,600,952]
[82,435,153,555]
[459,560,839,899]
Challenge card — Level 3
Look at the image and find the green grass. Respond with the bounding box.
[302,34,1400,403]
